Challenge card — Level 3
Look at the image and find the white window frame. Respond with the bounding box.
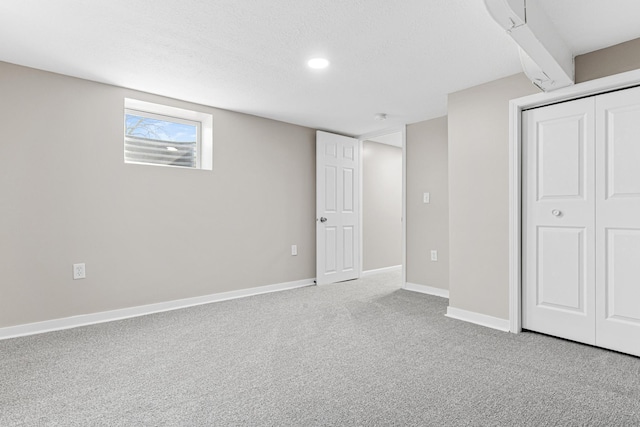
[124,98,213,170]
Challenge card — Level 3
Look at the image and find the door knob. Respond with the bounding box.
[552,209,562,217]
[320,217,328,223]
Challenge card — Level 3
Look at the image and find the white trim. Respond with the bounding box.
[509,68,640,334]
[366,132,403,148]
[361,265,402,277]
[358,126,406,143]
[401,126,407,286]
[446,307,510,332]
[358,138,364,278]
[508,94,523,334]
[0,278,315,340]
[403,282,449,298]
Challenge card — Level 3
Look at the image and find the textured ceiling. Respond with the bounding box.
[537,0,640,55]
[1,1,639,136]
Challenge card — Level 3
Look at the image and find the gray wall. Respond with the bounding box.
[406,117,449,290]
[0,61,316,328]
[5,34,639,329]
[575,37,640,83]
[446,39,640,320]
[448,73,538,319]
[362,141,402,271]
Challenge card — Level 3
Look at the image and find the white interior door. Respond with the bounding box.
[522,97,596,344]
[316,131,360,285]
[595,86,640,356]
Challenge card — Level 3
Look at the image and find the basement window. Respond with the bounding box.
[124,98,213,170]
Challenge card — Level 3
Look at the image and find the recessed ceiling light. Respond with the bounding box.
[308,58,330,69]
[374,113,387,121]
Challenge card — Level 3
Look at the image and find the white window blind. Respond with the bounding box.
[124,134,197,168]
[125,110,199,168]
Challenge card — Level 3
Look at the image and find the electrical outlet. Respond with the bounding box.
[430,250,438,261]
[423,192,430,204]
[291,245,298,256]
[73,263,86,280]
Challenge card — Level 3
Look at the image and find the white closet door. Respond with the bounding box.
[595,86,640,357]
[522,97,596,344]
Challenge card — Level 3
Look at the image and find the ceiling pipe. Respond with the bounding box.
[484,0,574,91]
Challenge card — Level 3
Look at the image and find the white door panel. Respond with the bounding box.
[536,115,586,200]
[343,226,354,270]
[324,226,337,274]
[316,131,359,285]
[595,87,640,356]
[536,226,586,312]
[604,229,640,319]
[523,97,596,344]
[324,166,337,212]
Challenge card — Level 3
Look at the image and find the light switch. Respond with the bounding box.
[423,192,430,204]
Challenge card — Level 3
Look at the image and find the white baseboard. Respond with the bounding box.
[0,278,315,340]
[445,306,510,332]
[403,282,449,298]
[361,265,402,277]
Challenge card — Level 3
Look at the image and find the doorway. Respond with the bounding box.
[361,133,403,275]
[358,128,406,284]
[315,127,406,286]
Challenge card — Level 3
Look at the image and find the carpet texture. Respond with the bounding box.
[1,271,639,426]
